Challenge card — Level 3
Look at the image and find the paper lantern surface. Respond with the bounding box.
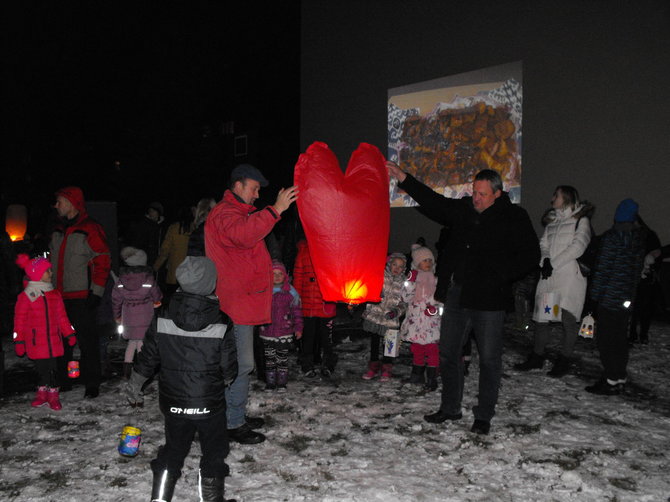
[5,204,28,242]
[294,141,389,304]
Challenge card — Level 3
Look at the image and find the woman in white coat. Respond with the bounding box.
[515,186,593,377]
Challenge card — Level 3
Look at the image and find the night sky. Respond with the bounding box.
[4,3,301,225]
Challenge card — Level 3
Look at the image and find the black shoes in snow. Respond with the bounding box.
[513,352,545,371]
[470,419,491,435]
[227,423,266,445]
[424,410,463,423]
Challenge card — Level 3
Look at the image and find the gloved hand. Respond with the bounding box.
[385,310,398,319]
[641,252,656,279]
[86,293,101,310]
[424,304,438,316]
[124,370,146,408]
[540,258,553,279]
[67,335,77,347]
[15,343,26,357]
[407,270,418,282]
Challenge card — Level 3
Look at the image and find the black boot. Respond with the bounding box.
[198,472,236,502]
[424,366,438,391]
[151,469,179,502]
[547,355,570,378]
[513,352,545,371]
[406,365,425,385]
[123,362,133,380]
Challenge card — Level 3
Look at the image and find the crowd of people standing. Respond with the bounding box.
[3,160,668,502]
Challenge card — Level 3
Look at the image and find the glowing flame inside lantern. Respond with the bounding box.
[5,204,28,242]
[342,279,368,305]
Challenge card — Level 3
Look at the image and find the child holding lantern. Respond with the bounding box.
[400,244,443,391]
[258,261,303,391]
[13,254,76,410]
[361,252,407,381]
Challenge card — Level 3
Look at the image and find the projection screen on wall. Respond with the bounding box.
[388,61,523,206]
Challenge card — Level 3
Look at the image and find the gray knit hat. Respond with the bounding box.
[120,246,148,267]
[176,256,217,296]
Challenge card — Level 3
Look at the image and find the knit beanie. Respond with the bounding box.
[176,256,217,296]
[614,198,639,223]
[120,246,148,267]
[411,244,435,270]
[16,253,52,281]
[55,186,86,214]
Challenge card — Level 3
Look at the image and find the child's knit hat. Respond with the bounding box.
[16,253,52,281]
[120,246,148,266]
[410,244,435,269]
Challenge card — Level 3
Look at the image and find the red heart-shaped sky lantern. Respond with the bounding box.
[294,141,389,304]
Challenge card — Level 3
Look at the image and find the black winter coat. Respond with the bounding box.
[399,174,540,311]
[134,291,237,419]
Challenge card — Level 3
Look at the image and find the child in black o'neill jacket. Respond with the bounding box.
[125,256,237,502]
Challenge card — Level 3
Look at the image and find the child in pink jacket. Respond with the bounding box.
[13,254,76,410]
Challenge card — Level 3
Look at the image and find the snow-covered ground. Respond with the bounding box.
[1,315,669,502]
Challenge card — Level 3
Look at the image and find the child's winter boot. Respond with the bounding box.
[151,469,179,502]
[277,368,288,392]
[379,363,393,382]
[46,387,62,411]
[265,370,277,391]
[198,470,236,502]
[424,367,438,392]
[362,361,381,380]
[31,386,48,407]
[406,365,425,385]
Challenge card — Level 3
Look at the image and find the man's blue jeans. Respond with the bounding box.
[225,324,255,429]
[439,285,505,422]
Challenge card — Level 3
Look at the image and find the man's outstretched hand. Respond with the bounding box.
[273,186,299,215]
[386,161,407,183]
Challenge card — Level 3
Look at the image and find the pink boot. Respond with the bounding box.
[31,386,48,407]
[46,387,62,411]
[362,361,382,380]
[379,363,393,382]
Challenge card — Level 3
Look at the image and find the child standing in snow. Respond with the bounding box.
[361,252,407,382]
[259,261,303,391]
[112,246,162,378]
[124,256,237,502]
[400,244,443,391]
[13,254,76,410]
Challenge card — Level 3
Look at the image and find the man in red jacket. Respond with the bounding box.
[50,186,111,398]
[205,164,298,444]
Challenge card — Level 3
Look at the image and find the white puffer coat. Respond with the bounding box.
[533,205,591,322]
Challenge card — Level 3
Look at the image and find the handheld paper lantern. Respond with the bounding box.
[294,141,389,304]
[5,204,28,241]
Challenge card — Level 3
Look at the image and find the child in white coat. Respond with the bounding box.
[400,244,443,391]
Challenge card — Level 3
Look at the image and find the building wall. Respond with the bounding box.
[300,0,670,254]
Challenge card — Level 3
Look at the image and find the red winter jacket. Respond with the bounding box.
[293,240,336,318]
[13,288,76,359]
[49,187,111,299]
[205,190,280,325]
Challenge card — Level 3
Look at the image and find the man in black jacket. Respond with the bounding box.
[125,256,237,502]
[388,162,540,435]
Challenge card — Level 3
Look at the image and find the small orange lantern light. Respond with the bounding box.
[5,204,28,242]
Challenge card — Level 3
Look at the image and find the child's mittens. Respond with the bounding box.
[14,343,26,357]
[424,304,438,316]
[66,335,77,347]
[407,270,418,282]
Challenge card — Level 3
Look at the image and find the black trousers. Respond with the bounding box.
[34,357,62,387]
[595,305,631,381]
[152,412,230,479]
[61,299,100,389]
[299,317,336,371]
[368,332,393,364]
